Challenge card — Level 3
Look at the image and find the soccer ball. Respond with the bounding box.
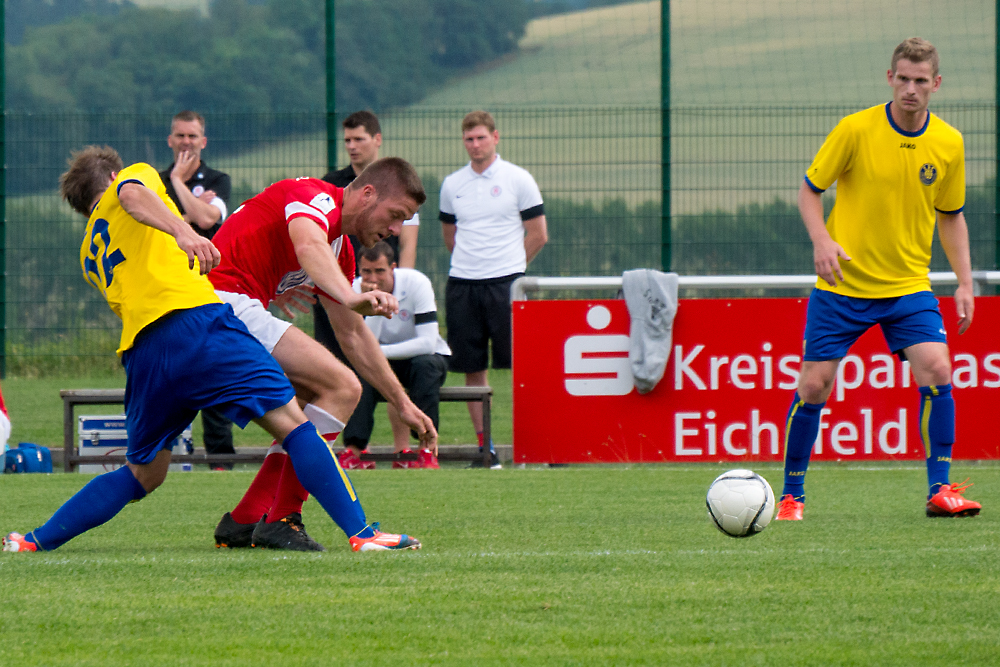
[706,469,775,538]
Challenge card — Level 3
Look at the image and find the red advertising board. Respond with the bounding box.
[512,297,1000,464]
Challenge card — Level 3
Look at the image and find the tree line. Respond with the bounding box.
[5,0,531,114]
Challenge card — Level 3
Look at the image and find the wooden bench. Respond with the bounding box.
[358,385,494,466]
[60,385,494,471]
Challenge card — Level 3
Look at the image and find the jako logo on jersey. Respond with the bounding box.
[564,305,632,396]
[919,163,937,185]
[490,185,502,197]
[309,193,337,214]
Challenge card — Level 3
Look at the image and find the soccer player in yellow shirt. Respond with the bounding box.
[3,146,420,553]
[777,38,981,520]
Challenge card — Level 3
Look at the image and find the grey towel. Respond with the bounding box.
[622,269,679,394]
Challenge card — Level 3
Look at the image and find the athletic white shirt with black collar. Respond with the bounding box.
[352,268,451,359]
[438,155,544,280]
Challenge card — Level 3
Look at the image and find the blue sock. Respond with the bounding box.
[920,384,954,498]
[282,421,374,539]
[28,465,147,551]
[782,392,824,501]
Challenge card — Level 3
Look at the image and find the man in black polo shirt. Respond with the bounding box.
[160,110,236,468]
[315,111,420,369]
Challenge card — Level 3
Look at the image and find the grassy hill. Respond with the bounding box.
[417,0,992,108]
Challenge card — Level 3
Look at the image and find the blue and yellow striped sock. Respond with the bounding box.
[919,383,954,498]
[782,392,825,502]
[281,421,375,539]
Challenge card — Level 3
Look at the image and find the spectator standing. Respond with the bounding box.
[317,110,420,366]
[159,110,235,469]
[340,242,449,469]
[439,110,548,468]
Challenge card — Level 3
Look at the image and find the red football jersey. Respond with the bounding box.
[209,178,355,305]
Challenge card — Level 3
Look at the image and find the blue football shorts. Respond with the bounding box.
[803,289,947,362]
[121,303,295,465]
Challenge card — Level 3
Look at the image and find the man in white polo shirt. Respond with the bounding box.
[439,110,548,468]
[340,241,450,469]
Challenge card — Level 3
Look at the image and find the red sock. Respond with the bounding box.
[476,431,484,448]
[265,432,340,523]
[230,448,285,524]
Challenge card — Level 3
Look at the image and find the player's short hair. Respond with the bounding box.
[59,145,123,216]
[171,110,206,132]
[360,241,397,265]
[891,37,939,77]
[462,110,496,134]
[343,110,381,137]
[352,157,427,206]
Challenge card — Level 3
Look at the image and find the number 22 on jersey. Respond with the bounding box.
[83,218,126,295]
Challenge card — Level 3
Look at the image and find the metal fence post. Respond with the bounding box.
[326,0,337,174]
[1,4,6,378]
[661,0,671,272]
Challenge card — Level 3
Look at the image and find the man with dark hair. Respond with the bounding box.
[340,241,449,469]
[3,145,421,554]
[160,110,236,469]
[440,110,548,468]
[206,157,439,550]
[776,37,980,521]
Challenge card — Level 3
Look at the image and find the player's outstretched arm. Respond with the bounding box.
[798,180,850,286]
[321,295,438,452]
[118,182,220,274]
[938,211,974,334]
[289,216,398,317]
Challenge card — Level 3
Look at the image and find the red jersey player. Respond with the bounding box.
[209,158,438,552]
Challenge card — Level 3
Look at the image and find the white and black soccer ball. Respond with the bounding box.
[706,469,775,538]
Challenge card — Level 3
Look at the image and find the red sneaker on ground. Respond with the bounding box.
[392,449,420,469]
[927,480,981,517]
[776,494,804,521]
[418,448,440,469]
[337,448,375,470]
[3,532,38,552]
[349,524,421,552]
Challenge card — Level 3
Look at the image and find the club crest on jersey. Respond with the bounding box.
[490,185,502,197]
[919,163,937,185]
[309,192,336,214]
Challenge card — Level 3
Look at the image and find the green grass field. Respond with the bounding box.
[2,464,998,665]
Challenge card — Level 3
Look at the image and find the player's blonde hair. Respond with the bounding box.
[352,157,427,206]
[462,110,496,134]
[891,37,939,77]
[59,145,123,216]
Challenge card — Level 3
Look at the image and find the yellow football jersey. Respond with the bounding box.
[80,163,220,355]
[805,103,965,298]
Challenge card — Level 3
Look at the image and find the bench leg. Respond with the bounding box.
[63,400,75,473]
[481,395,492,467]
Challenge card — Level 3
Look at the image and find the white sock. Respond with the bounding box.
[303,403,346,438]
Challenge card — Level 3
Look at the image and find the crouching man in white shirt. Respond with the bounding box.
[341,241,450,469]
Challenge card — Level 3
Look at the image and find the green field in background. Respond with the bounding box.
[2,465,998,665]
[2,370,513,450]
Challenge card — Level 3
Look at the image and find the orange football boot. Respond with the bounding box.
[927,480,981,517]
[3,532,38,552]
[349,524,421,552]
[776,494,804,521]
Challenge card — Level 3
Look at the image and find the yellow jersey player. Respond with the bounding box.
[3,146,420,553]
[777,38,980,521]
